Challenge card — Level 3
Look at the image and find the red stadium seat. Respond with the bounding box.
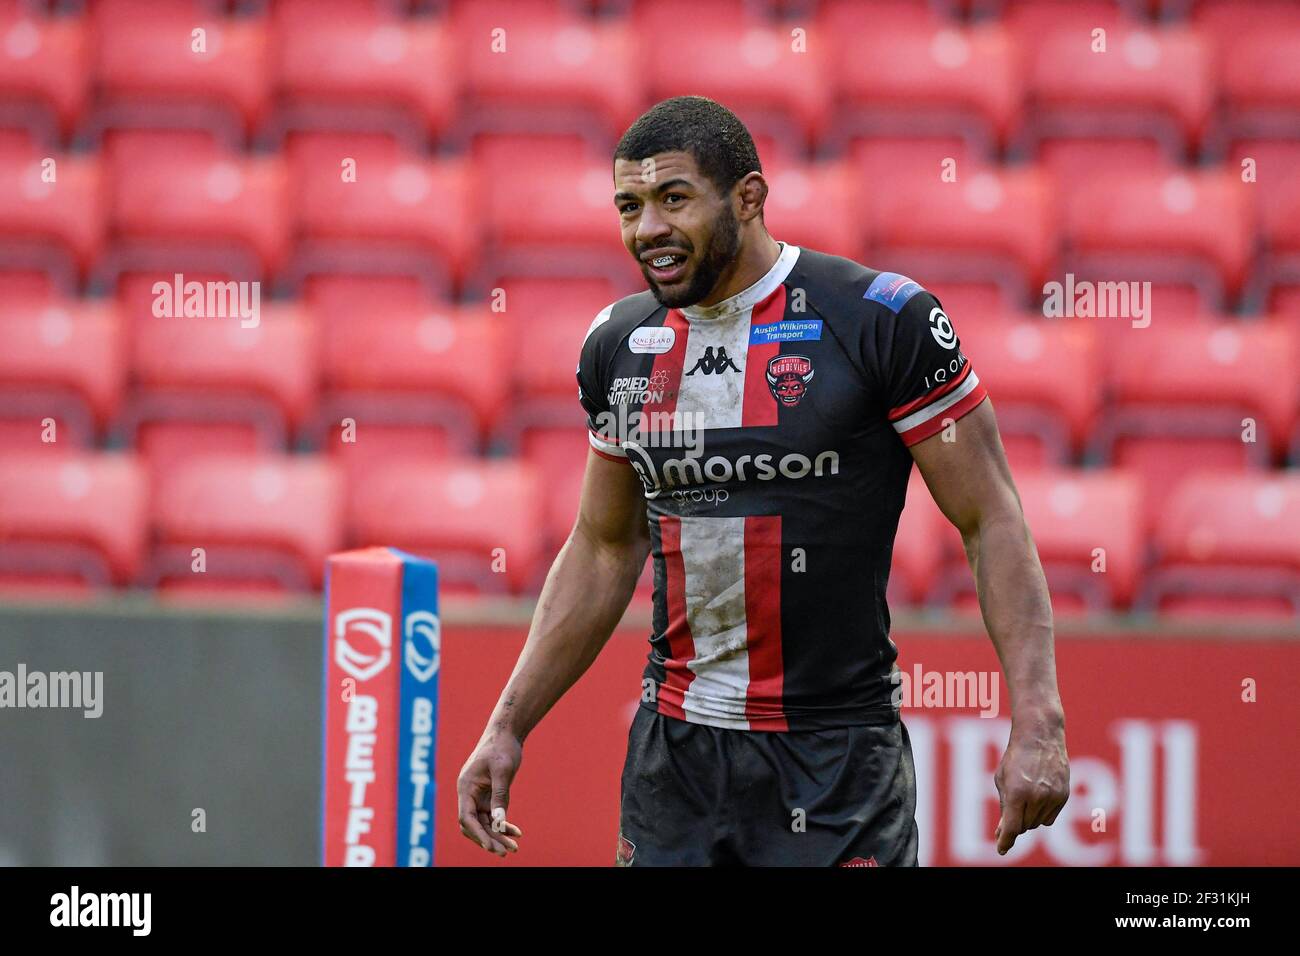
[347,456,545,595]
[1062,168,1255,301]
[999,468,1142,609]
[829,15,1021,153]
[0,298,124,449]
[316,303,507,451]
[290,146,476,293]
[961,317,1101,460]
[1025,22,1213,154]
[453,0,640,144]
[0,147,106,281]
[150,452,344,590]
[1095,322,1298,506]
[480,151,630,288]
[107,146,290,279]
[761,161,859,263]
[272,1,458,144]
[0,8,89,140]
[869,165,1057,294]
[891,469,962,607]
[0,452,148,588]
[635,0,831,151]
[123,303,319,473]
[91,0,270,141]
[1146,471,1300,617]
[519,428,589,552]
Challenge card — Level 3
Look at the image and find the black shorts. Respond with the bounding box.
[617,706,919,867]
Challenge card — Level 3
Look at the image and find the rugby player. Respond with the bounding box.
[458,96,1069,866]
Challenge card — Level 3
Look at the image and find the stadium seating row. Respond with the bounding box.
[3,297,1300,476]
[4,140,1300,306]
[1,451,1298,619]
[4,0,1298,156]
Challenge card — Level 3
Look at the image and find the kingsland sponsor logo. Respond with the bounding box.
[623,441,839,499]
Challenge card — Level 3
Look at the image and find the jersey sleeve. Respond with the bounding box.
[868,281,988,447]
[576,304,629,463]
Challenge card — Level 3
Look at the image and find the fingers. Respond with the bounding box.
[995,797,1025,856]
[457,776,512,856]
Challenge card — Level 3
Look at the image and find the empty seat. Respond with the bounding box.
[347,456,544,595]
[0,8,90,139]
[0,452,148,588]
[1063,168,1255,300]
[123,303,318,473]
[891,468,962,607]
[290,147,476,293]
[635,0,831,150]
[0,298,124,448]
[108,146,290,279]
[0,147,106,280]
[150,452,344,590]
[519,428,589,551]
[273,1,458,144]
[454,0,640,143]
[91,0,270,140]
[317,303,505,451]
[869,165,1057,293]
[1146,471,1300,616]
[961,317,1101,461]
[1026,23,1213,154]
[761,161,859,262]
[831,17,1021,153]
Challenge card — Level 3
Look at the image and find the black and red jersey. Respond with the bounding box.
[577,243,988,731]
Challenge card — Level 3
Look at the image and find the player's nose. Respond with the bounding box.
[634,204,673,246]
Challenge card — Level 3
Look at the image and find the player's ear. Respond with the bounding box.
[734,172,768,222]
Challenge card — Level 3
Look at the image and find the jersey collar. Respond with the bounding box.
[680,241,801,321]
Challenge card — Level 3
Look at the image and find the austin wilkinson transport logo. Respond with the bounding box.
[766,354,815,407]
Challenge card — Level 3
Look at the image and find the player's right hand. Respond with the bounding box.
[456,735,524,856]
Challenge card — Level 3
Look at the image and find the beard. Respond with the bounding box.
[642,204,742,309]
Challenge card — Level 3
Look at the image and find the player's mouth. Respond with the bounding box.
[641,248,689,284]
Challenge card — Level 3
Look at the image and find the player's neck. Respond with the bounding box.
[696,232,782,308]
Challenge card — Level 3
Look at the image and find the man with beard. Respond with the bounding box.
[457,96,1069,866]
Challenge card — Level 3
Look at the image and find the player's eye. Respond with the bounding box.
[619,202,639,215]
[664,193,685,205]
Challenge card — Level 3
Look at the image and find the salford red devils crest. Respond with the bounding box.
[616,833,636,866]
[838,856,879,867]
[766,355,815,407]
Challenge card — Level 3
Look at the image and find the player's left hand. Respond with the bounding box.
[993,719,1069,856]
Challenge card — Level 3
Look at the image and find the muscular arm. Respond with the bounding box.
[909,399,1069,854]
[457,448,650,854]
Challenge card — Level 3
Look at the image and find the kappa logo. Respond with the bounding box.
[403,610,441,683]
[334,608,392,682]
[766,354,815,407]
[838,856,879,867]
[686,345,741,375]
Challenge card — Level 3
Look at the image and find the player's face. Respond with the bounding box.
[613,152,741,309]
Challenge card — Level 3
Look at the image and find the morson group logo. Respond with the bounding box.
[403,611,441,683]
[334,608,392,682]
[766,354,815,407]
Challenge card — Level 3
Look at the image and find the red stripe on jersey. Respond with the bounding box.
[639,309,690,424]
[898,382,989,446]
[590,445,630,464]
[742,285,787,428]
[888,360,973,422]
[743,515,787,731]
[654,514,696,721]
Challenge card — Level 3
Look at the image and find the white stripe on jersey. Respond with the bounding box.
[678,515,752,729]
[892,369,982,436]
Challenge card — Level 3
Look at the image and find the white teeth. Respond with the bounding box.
[651,255,675,268]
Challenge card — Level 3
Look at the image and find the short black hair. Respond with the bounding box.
[614,96,761,197]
